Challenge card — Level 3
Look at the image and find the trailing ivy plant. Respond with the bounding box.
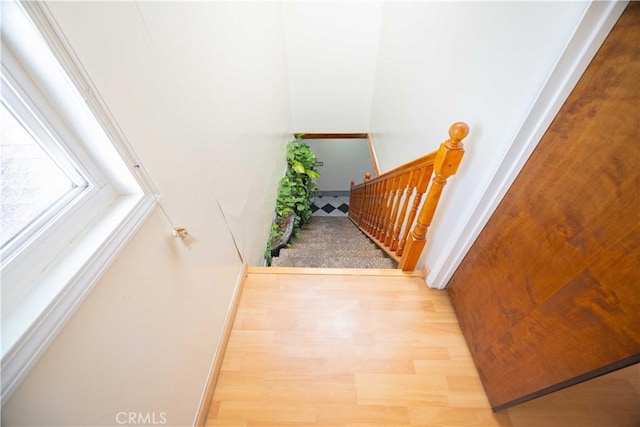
[263,223,280,265]
[264,135,320,264]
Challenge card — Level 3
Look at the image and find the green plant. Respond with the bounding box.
[282,135,320,233]
[265,135,320,264]
[263,223,279,265]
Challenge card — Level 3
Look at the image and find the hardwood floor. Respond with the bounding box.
[206,269,639,426]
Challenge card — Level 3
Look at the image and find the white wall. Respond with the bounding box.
[283,2,382,132]
[306,139,373,191]
[369,2,589,287]
[2,2,291,426]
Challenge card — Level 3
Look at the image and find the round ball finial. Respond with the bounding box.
[449,122,469,141]
[364,172,371,179]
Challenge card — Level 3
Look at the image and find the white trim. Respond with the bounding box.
[21,1,158,196]
[1,195,157,405]
[0,56,111,270]
[428,0,627,289]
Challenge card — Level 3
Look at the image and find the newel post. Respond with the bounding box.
[399,122,469,271]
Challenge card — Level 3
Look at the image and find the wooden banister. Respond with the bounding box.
[349,122,469,271]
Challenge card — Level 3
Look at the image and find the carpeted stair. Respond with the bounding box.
[271,217,397,268]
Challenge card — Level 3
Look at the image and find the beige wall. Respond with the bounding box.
[283,2,382,131]
[306,139,373,192]
[2,2,291,425]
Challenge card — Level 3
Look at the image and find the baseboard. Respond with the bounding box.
[193,262,248,427]
[316,191,350,197]
[420,264,430,281]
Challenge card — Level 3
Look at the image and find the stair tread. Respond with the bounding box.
[270,216,396,269]
[287,240,378,249]
[277,248,388,260]
[272,256,396,269]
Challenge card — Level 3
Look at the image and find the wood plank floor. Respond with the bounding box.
[206,269,639,426]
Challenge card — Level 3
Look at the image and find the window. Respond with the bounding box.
[1,1,157,404]
[1,86,88,250]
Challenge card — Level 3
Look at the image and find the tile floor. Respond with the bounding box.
[311,195,349,217]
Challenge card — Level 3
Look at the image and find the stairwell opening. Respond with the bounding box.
[270,135,397,269]
[306,137,372,219]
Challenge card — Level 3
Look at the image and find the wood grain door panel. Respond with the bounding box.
[447,3,640,410]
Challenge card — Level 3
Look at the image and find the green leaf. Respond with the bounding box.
[292,161,305,174]
[268,134,321,254]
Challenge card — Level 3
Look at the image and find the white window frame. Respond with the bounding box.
[1,0,158,404]
[0,83,91,237]
[1,59,97,265]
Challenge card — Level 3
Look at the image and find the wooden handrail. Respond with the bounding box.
[366,134,381,176]
[349,122,469,271]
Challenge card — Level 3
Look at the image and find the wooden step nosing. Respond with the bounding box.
[249,266,421,276]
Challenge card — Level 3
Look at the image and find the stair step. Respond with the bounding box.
[270,216,396,269]
[277,247,388,260]
[297,227,366,236]
[294,230,371,239]
[292,239,374,248]
[288,239,379,251]
[271,255,396,269]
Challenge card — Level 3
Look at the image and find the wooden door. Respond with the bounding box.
[447,3,640,411]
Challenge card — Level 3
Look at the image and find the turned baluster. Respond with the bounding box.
[356,191,361,223]
[397,166,430,256]
[376,176,390,241]
[391,170,415,251]
[349,180,355,221]
[369,179,380,234]
[379,175,397,243]
[377,179,389,239]
[357,182,364,227]
[370,179,382,234]
[385,173,407,247]
[375,179,389,240]
[361,172,371,230]
[399,122,469,271]
[363,179,371,231]
[355,181,361,223]
[359,186,364,222]
[369,180,382,238]
[365,180,374,233]
[384,175,399,243]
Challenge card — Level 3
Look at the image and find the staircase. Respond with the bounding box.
[271,217,396,268]
[276,122,469,271]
